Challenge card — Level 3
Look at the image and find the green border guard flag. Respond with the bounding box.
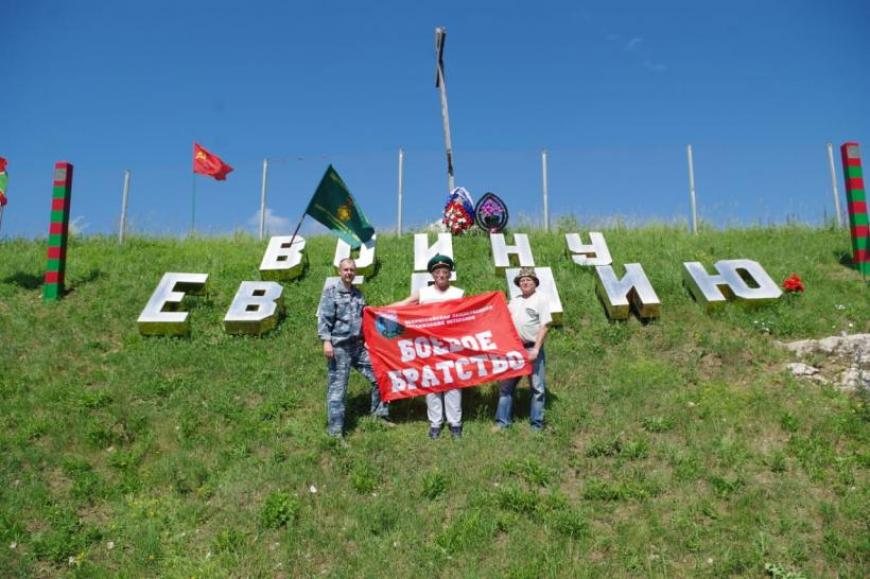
[306,165,374,248]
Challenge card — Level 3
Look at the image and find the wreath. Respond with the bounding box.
[442,187,475,235]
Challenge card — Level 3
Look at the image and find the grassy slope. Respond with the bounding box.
[0,227,867,577]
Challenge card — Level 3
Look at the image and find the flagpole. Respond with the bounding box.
[287,209,307,250]
[397,148,404,236]
[191,173,197,235]
[541,149,550,232]
[826,142,843,228]
[259,158,269,240]
[435,27,455,194]
[0,206,4,236]
[119,169,131,244]
[687,144,699,235]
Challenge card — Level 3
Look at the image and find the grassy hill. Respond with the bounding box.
[0,226,867,577]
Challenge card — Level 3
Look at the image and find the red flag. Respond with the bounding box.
[362,292,531,402]
[193,143,233,180]
[0,156,7,206]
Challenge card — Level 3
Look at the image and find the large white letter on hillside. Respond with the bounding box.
[490,233,535,273]
[333,234,377,279]
[224,281,284,335]
[682,259,782,310]
[413,233,453,271]
[411,233,456,293]
[595,264,661,320]
[566,232,612,266]
[138,273,208,336]
[260,235,307,281]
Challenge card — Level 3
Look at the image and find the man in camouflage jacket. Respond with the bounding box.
[317,258,389,437]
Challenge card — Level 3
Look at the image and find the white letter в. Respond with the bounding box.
[223,281,284,335]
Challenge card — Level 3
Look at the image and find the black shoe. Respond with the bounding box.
[449,425,462,439]
[428,426,442,439]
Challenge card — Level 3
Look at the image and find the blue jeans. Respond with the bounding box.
[326,340,388,435]
[496,347,545,430]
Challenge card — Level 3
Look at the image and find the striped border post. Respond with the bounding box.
[43,161,74,301]
[840,143,869,275]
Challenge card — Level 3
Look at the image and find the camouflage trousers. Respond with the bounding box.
[326,339,388,436]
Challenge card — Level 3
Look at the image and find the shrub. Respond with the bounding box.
[259,491,300,529]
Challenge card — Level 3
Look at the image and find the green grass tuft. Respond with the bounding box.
[258,491,300,530]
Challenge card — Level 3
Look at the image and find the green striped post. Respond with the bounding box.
[840,143,869,275]
[43,162,73,301]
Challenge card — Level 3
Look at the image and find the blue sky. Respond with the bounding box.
[3,0,869,238]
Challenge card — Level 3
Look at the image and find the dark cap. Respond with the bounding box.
[427,254,455,273]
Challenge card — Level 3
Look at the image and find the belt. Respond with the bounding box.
[522,341,535,348]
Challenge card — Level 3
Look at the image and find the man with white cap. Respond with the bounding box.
[496,267,550,431]
[391,254,465,439]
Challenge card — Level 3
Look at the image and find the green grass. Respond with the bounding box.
[0,225,868,577]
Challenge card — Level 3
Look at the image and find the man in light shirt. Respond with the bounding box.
[390,254,465,439]
[495,267,551,432]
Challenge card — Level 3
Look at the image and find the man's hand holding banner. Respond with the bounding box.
[362,292,531,402]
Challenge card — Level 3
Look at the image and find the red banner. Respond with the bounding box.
[193,142,234,181]
[362,291,531,402]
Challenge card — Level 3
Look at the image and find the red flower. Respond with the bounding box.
[782,274,804,293]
